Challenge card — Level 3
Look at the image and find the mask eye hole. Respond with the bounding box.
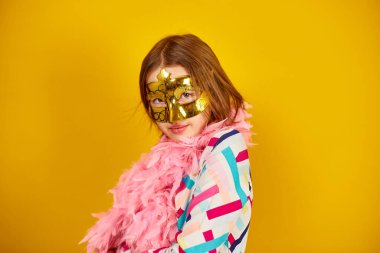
[150,98,166,107]
[178,90,198,104]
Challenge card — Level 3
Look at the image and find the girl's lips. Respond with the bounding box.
[169,124,189,134]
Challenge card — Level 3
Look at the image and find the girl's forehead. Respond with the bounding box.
[146,65,189,84]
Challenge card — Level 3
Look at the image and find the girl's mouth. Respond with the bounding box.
[169,124,189,134]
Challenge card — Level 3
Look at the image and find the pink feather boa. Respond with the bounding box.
[80,105,253,253]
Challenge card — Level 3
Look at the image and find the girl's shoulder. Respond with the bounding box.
[198,127,248,167]
[207,127,248,153]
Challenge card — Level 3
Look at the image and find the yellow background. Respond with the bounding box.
[0,0,379,252]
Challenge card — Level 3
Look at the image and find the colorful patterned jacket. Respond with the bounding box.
[120,128,253,253]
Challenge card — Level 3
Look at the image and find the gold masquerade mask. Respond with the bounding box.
[146,68,209,123]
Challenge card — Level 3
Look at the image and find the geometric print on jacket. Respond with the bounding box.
[121,128,253,253]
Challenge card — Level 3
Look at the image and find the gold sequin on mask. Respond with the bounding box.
[146,68,209,123]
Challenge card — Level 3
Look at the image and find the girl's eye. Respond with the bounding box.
[181,92,195,99]
[151,98,166,107]
[178,91,197,104]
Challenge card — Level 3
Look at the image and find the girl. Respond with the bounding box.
[80,34,254,253]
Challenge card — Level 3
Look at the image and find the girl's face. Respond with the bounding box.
[146,65,209,141]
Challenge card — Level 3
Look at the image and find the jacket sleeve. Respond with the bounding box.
[144,130,252,253]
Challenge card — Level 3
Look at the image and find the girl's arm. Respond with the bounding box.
[144,130,253,253]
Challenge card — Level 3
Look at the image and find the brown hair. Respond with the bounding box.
[139,34,244,124]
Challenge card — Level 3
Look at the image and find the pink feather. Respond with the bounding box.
[79,106,253,253]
